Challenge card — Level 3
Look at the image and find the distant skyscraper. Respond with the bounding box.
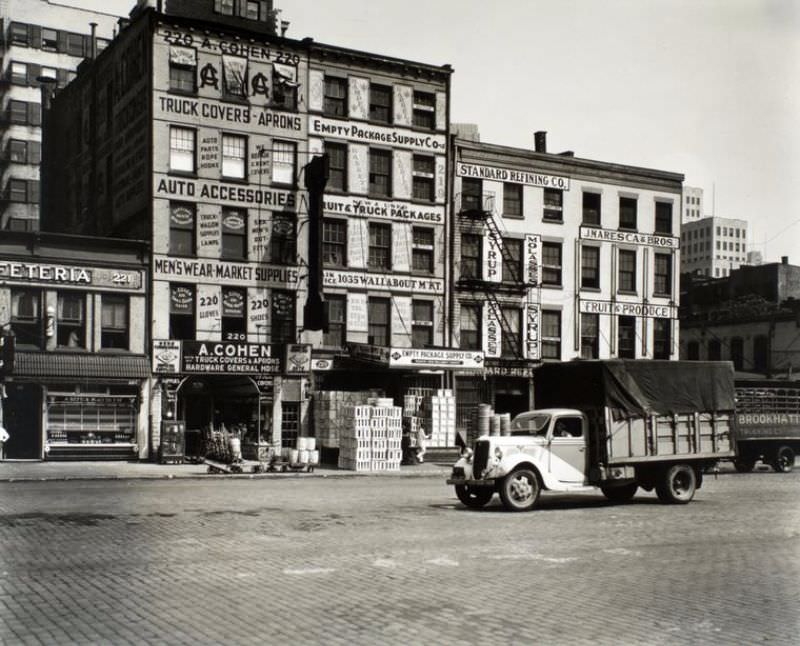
[680,215,748,278]
[682,185,704,223]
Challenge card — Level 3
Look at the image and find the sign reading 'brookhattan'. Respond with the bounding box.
[456,162,571,190]
[310,116,446,153]
[323,270,444,294]
[579,299,677,319]
[580,226,679,249]
[0,261,142,291]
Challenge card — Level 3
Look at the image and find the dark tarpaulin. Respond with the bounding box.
[534,360,736,418]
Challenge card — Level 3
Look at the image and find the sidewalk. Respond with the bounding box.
[0,458,453,482]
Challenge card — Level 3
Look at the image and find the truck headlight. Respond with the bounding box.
[494,446,503,460]
[461,447,473,461]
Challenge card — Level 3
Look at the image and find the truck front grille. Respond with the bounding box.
[473,440,490,478]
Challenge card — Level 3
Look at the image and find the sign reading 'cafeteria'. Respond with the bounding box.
[0,261,143,291]
[457,162,571,190]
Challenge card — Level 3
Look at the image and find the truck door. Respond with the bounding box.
[548,416,587,483]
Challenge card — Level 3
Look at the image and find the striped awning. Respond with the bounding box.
[13,352,149,379]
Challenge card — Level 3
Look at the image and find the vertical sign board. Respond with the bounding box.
[525,300,540,360]
[483,235,502,283]
[524,234,541,286]
[347,292,368,332]
[483,304,501,358]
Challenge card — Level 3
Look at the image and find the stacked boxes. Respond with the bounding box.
[425,389,457,448]
[338,402,403,471]
[312,390,380,449]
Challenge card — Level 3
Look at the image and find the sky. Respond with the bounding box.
[73,0,800,263]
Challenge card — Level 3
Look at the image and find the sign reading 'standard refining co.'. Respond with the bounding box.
[457,162,570,190]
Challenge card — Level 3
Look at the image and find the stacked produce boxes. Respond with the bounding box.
[313,390,380,449]
[425,389,457,448]
[338,399,402,471]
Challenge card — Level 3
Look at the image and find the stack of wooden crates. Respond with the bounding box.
[338,398,402,471]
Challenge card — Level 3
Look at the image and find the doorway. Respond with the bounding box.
[3,383,42,459]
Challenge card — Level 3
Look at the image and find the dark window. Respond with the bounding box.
[221,288,247,341]
[10,61,27,85]
[412,91,436,129]
[10,23,29,46]
[730,337,744,370]
[8,140,28,164]
[412,155,435,202]
[619,197,638,230]
[270,213,296,264]
[9,100,28,125]
[369,149,391,197]
[222,55,248,98]
[246,1,260,19]
[170,284,195,340]
[460,234,481,279]
[412,300,434,348]
[655,201,673,234]
[459,304,480,350]
[541,242,562,286]
[368,222,392,270]
[323,295,346,348]
[324,77,347,116]
[169,203,195,256]
[580,313,599,359]
[541,310,561,359]
[221,134,247,179]
[617,316,636,359]
[501,308,522,357]
[461,178,482,212]
[41,28,58,51]
[10,289,41,347]
[221,208,247,261]
[654,253,672,296]
[169,126,195,173]
[708,339,722,361]
[753,335,769,372]
[215,0,234,15]
[503,183,522,217]
[66,32,85,57]
[581,246,600,289]
[271,290,295,344]
[326,143,347,191]
[618,249,637,293]
[323,219,347,267]
[101,295,129,349]
[57,292,84,348]
[687,340,700,361]
[280,402,300,449]
[7,179,27,203]
[169,47,197,93]
[543,188,563,222]
[369,84,392,123]
[653,319,671,360]
[582,192,601,225]
[272,64,298,110]
[502,238,523,283]
[412,227,434,274]
[368,297,390,346]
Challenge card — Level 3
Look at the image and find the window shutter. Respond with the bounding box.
[29,103,41,126]
[57,30,67,54]
[27,64,40,86]
[29,141,41,165]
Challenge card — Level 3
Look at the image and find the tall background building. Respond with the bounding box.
[680,215,748,278]
[682,185,703,222]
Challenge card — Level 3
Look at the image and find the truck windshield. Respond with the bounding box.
[510,413,550,437]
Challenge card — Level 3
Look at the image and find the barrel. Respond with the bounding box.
[500,413,512,436]
[298,449,310,464]
[308,450,320,465]
[290,449,300,464]
[477,404,492,437]
[305,437,316,451]
[491,414,502,436]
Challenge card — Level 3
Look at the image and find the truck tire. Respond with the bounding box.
[655,464,696,504]
[499,469,540,512]
[455,485,494,509]
[772,446,795,473]
[733,458,756,473]
[601,483,638,503]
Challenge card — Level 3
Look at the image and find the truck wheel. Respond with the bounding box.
[601,483,638,503]
[772,446,795,473]
[655,464,696,504]
[455,485,493,509]
[499,469,540,512]
[733,458,756,473]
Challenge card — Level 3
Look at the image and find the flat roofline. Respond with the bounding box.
[0,230,150,251]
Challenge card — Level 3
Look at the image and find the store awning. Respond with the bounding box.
[13,352,150,379]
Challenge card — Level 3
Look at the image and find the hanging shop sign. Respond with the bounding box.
[154,176,297,209]
[524,234,541,286]
[47,394,138,406]
[525,300,540,361]
[388,348,485,370]
[285,344,312,374]
[323,269,443,294]
[456,162,570,190]
[154,256,298,289]
[579,299,677,319]
[323,194,444,224]
[311,358,335,371]
[153,339,182,374]
[0,261,143,291]
[152,340,280,374]
[483,305,501,358]
[309,116,446,153]
[579,226,679,250]
[348,343,391,365]
[484,358,537,379]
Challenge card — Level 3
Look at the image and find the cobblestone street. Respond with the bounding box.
[1,469,798,645]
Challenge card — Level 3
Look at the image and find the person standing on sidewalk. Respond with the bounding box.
[0,425,9,460]
[414,423,430,464]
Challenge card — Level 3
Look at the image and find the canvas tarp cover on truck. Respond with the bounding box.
[534,360,736,418]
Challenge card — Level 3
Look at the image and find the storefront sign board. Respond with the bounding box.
[579,226,679,249]
[310,116,446,153]
[456,162,571,190]
[388,348,485,370]
[0,261,143,291]
[323,270,443,294]
[579,299,677,319]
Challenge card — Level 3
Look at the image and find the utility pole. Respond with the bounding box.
[303,154,329,331]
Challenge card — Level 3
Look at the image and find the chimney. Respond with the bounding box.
[534,131,547,153]
[89,22,97,59]
[281,20,290,37]
[782,256,789,265]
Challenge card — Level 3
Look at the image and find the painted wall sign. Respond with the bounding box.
[153,339,182,374]
[0,261,143,291]
[156,94,304,132]
[482,235,502,283]
[579,299,677,319]
[483,304,501,358]
[346,292,368,333]
[456,162,571,190]
[348,343,391,364]
[310,116,446,153]
[285,343,312,374]
[524,234,541,286]
[154,176,297,209]
[154,255,298,289]
[525,300,540,361]
[160,27,301,64]
[177,341,279,374]
[388,348,485,370]
[580,226,679,249]
[323,194,444,224]
[323,270,443,294]
[311,358,334,371]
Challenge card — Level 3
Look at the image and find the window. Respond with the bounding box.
[503,183,522,217]
[461,178,482,212]
[272,64,298,110]
[619,197,637,230]
[7,179,27,203]
[369,149,391,197]
[170,284,195,340]
[412,227,434,274]
[543,188,563,222]
[460,234,481,279]
[501,308,522,357]
[41,28,58,51]
[618,249,637,293]
[412,300,434,348]
[221,288,247,341]
[270,213,296,264]
[369,84,392,123]
[541,242,562,286]
[326,143,347,191]
[412,91,436,130]
[40,67,57,82]
[246,0,260,20]
[280,402,300,449]
[617,316,636,359]
[8,140,28,164]
[730,337,744,370]
[10,289,41,347]
[707,339,721,361]
[57,293,84,348]
[502,238,523,283]
[9,100,29,125]
[324,77,347,116]
[583,192,601,225]
[323,295,346,348]
[460,304,480,350]
[368,222,392,270]
[412,155,435,202]
[101,295,128,349]
[368,297,390,346]
[221,208,247,260]
[169,203,195,256]
[753,335,769,372]
[222,134,247,179]
[655,201,673,234]
[10,62,27,85]
[580,313,599,359]
[10,23,29,46]
[66,32,85,57]
[687,340,700,361]
[271,140,296,185]
[541,310,561,359]
[222,55,247,98]
[169,46,197,93]
[323,219,347,267]
[654,253,672,296]
[216,0,235,15]
[169,127,195,173]
[271,290,295,344]
[581,246,600,289]
[653,319,671,359]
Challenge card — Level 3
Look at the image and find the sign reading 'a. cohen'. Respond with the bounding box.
[457,162,570,190]
[179,341,279,374]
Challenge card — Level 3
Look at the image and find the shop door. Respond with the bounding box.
[4,383,42,459]
[183,394,213,430]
